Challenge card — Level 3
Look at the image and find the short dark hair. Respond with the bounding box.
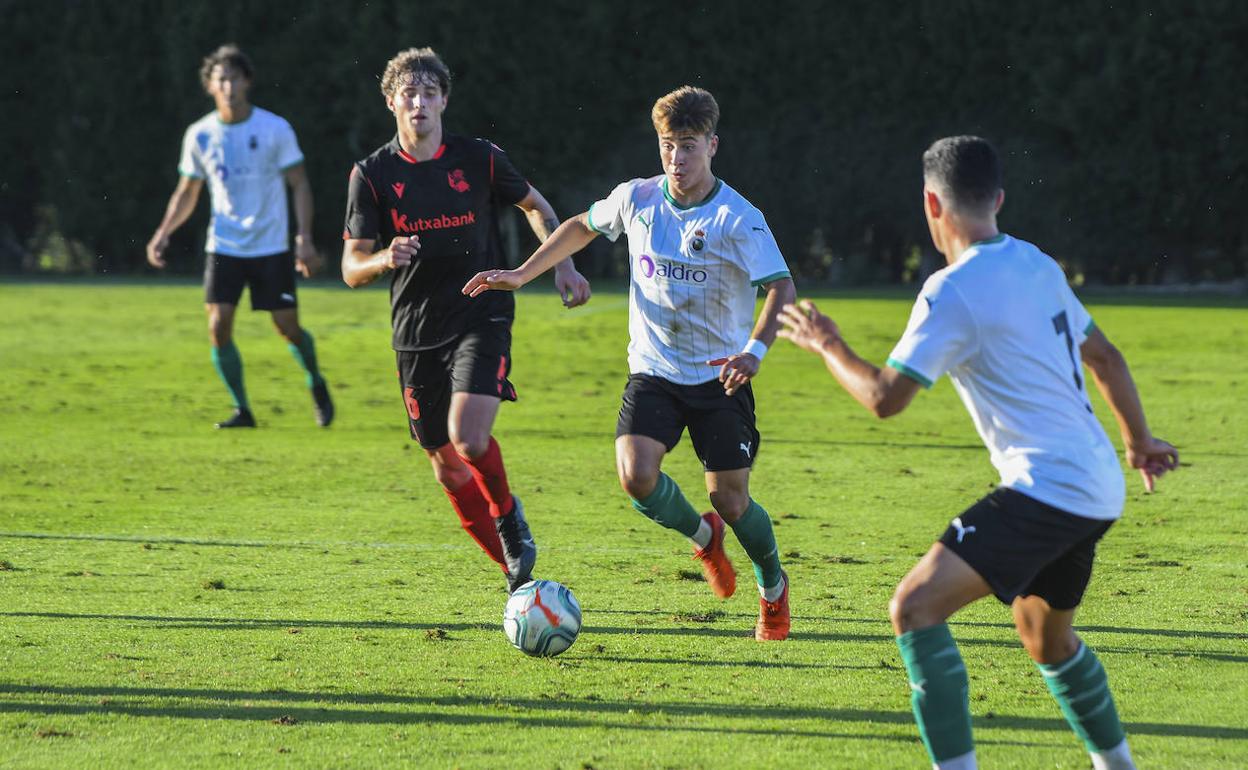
[922,135,1002,214]
[652,86,719,137]
[199,44,254,91]
[381,47,452,99]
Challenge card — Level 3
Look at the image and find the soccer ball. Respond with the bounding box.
[503,579,582,657]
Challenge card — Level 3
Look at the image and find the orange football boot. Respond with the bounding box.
[692,511,736,598]
[755,571,790,641]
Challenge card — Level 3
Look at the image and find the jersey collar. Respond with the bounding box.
[390,135,447,164]
[661,177,722,210]
[958,233,1009,262]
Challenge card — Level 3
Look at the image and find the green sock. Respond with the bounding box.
[728,499,783,589]
[288,329,325,388]
[211,341,249,410]
[1037,643,1126,753]
[631,473,701,537]
[896,623,974,763]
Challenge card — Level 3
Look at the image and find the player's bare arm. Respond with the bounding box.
[341,235,420,288]
[713,277,796,396]
[462,212,599,297]
[1080,327,1179,491]
[283,163,319,277]
[146,175,204,268]
[778,299,921,418]
[514,187,591,308]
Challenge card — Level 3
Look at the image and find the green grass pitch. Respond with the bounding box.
[0,279,1245,768]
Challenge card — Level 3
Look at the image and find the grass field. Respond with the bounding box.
[0,279,1245,769]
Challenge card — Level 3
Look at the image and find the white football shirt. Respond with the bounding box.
[588,176,791,385]
[178,107,304,257]
[887,234,1125,520]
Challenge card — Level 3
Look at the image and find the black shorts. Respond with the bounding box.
[616,374,760,472]
[204,251,297,310]
[939,487,1114,610]
[397,321,517,450]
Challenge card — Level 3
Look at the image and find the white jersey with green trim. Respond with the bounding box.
[886,234,1125,520]
[588,176,791,385]
[178,107,304,257]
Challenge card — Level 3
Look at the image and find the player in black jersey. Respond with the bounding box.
[342,48,590,592]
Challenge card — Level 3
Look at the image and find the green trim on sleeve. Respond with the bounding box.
[751,270,792,287]
[1083,319,1096,335]
[178,169,205,180]
[586,203,609,236]
[886,357,934,389]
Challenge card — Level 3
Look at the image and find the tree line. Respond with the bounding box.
[1,0,1244,284]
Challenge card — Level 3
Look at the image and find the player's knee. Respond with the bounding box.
[1018,624,1080,664]
[449,434,489,461]
[708,490,748,523]
[889,583,931,634]
[428,450,472,489]
[208,324,232,347]
[275,323,303,344]
[618,467,658,501]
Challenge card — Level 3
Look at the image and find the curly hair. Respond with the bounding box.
[199,44,254,92]
[380,47,451,99]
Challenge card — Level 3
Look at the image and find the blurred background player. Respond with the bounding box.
[463,86,797,641]
[341,48,590,592]
[778,135,1179,769]
[146,44,332,429]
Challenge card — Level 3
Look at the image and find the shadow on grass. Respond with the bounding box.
[823,616,1248,643]
[504,427,985,452]
[0,682,1241,742]
[4,611,1245,663]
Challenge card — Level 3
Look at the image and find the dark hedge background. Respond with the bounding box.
[1,0,1244,284]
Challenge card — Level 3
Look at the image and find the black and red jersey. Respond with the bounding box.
[344,134,531,351]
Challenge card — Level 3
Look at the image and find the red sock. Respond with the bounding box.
[443,478,506,568]
[459,437,515,519]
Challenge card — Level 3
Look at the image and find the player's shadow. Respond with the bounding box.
[588,655,871,671]
[826,616,1248,643]
[5,611,1246,664]
[0,682,1243,743]
[506,426,985,452]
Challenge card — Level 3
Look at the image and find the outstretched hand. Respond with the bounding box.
[463,269,524,297]
[1127,437,1180,493]
[776,299,842,355]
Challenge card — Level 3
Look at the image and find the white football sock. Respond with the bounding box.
[689,518,712,550]
[934,749,977,770]
[760,573,786,602]
[1091,739,1135,770]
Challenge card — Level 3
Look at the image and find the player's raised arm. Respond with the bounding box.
[462,212,599,297]
[778,299,921,418]
[1080,327,1179,491]
[513,186,591,308]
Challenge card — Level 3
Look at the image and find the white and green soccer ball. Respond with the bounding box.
[503,579,582,657]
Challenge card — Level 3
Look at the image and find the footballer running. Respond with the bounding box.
[341,48,591,592]
[779,135,1178,769]
[464,86,798,641]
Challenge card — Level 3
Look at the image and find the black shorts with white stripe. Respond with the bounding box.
[939,487,1113,610]
[616,373,760,472]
